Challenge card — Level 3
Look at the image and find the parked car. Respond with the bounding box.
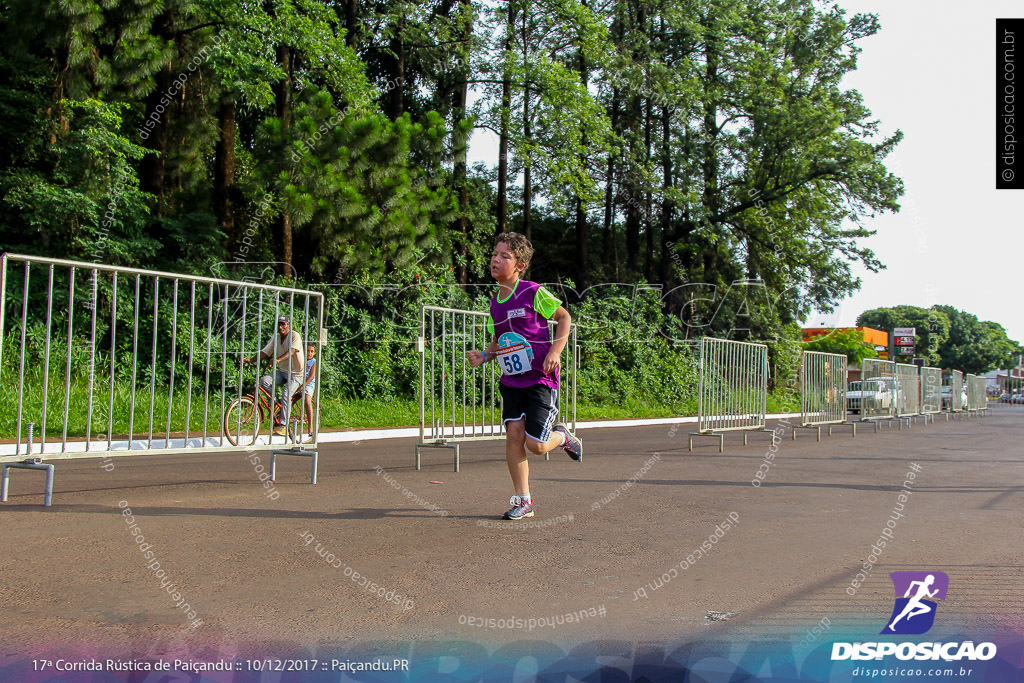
[847,379,893,414]
[943,386,969,410]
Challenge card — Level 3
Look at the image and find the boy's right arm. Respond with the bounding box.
[467,338,498,368]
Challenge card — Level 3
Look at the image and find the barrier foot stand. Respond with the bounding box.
[858,419,879,434]
[793,425,823,442]
[689,432,724,454]
[744,427,777,447]
[886,417,908,431]
[415,442,460,472]
[270,447,319,484]
[1,460,55,507]
[828,422,857,438]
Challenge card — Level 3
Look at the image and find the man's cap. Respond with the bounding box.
[278,315,290,324]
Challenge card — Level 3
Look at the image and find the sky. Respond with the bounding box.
[467,0,1024,344]
[808,0,1023,343]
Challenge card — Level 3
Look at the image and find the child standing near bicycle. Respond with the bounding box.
[467,232,582,520]
[297,343,318,439]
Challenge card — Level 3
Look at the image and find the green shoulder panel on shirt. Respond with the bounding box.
[534,286,561,319]
[486,317,494,337]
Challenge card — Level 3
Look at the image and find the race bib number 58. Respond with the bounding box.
[496,333,534,376]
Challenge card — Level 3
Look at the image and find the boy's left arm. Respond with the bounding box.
[543,306,571,373]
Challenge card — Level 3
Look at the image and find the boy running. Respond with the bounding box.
[467,232,583,520]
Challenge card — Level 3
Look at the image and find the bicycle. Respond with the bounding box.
[222,373,315,447]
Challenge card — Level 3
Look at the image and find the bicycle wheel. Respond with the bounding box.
[223,395,261,447]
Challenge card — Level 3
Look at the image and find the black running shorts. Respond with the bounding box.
[499,383,559,443]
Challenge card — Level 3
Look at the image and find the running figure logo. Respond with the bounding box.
[881,571,949,635]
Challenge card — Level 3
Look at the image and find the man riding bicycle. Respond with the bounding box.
[243,315,304,436]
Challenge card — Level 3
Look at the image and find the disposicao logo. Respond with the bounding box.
[831,570,997,662]
[881,571,948,635]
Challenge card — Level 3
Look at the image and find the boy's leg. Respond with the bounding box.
[522,385,580,459]
[505,418,529,495]
[525,431,564,456]
[498,384,535,519]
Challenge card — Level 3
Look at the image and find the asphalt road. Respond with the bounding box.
[2,406,1022,674]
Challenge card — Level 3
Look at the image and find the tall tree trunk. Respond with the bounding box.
[139,64,172,218]
[575,25,589,288]
[660,105,674,288]
[496,0,517,235]
[701,13,720,278]
[623,0,646,277]
[139,10,175,218]
[521,7,532,242]
[574,198,588,288]
[345,0,358,48]
[275,45,294,275]
[386,17,405,120]
[603,89,619,275]
[451,0,472,284]
[644,90,654,281]
[624,98,642,275]
[213,96,236,244]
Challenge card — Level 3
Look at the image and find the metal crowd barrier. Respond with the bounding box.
[415,305,577,471]
[920,366,942,422]
[796,351,851,440]
[895,362,920,418]
[861,359,895,419]
[966,374,987,414]
[689,337,768,453]
[948,370,965,415]
[0,253,324,505]
[859,359,908,430]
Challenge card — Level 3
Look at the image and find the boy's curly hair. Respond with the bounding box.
[495,231,534,271]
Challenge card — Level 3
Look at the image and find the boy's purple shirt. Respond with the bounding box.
[489,279,559,390]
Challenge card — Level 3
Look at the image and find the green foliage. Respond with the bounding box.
[932,306,1022,375]
[0,0,954,433]
[766,324,804,391]
[857,305,948,365]
[856,304,1022,373]
[803,327,879,365]
[685,0,902,320]
[257,91,455,278]
[1,99,157,263]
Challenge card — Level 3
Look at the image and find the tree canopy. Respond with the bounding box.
[857,305,1022,374]
[1,0,909,342]
[803,327,878,365]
